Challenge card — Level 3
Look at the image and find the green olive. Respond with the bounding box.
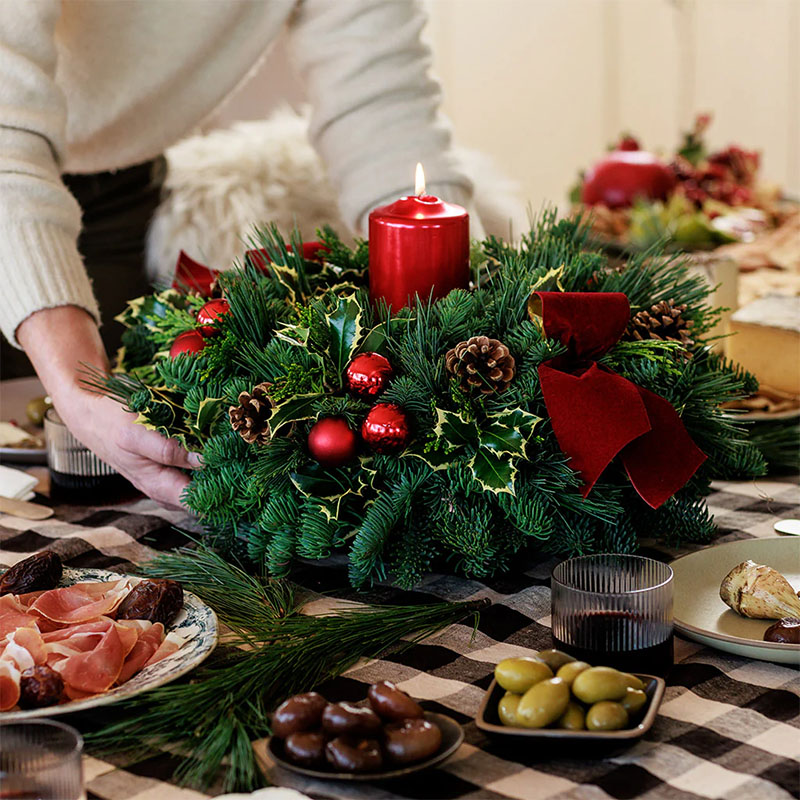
[555,700,585,731]
[585,701,629,731]
[621,673,645,691]
[572,666,629,704]
[555,660,591,687]
[516,677,570,728]
[537,649,575,672]
[494,657,553,694]
[498,692,521,727]
[25,396,52,427]
[621,687,648,715]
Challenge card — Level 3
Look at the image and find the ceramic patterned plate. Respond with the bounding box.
[0,567,218,720]
[671,537,800,665]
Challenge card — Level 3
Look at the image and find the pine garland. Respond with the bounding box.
[96,213,766,589]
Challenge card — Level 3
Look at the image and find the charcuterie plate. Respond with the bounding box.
[0,567,217,720]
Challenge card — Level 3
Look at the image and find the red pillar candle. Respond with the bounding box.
[369,164,470,310]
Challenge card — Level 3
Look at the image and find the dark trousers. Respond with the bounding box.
[1,158,166,378]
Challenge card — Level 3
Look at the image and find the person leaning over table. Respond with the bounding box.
[0,0,479,509]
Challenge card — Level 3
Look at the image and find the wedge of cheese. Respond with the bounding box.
[728,294,800,395]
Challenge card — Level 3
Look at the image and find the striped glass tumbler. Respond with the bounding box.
[551,555,674,676]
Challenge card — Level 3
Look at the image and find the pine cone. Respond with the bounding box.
[445,336,516,395]
[627,299,694,347]
[229,382,272,445]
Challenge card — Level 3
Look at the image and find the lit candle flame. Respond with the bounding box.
[415,162,426,196]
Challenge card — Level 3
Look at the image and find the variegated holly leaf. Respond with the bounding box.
[274,320,311,347]
[290,463,364,500]
[358,317,411,356]
[325,294,364,385]
[115,290,189,329]
[434,408,478,448]
[478,420,525,457]
[267,393,322,436]
[195,397,226,433]
[402,442,455,471]
[469,449,517,495]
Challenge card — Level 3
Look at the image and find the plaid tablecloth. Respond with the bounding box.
[1,477,798,800]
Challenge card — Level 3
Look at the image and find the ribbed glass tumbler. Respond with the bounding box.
[0,720,85,799]
[551,554,674,676]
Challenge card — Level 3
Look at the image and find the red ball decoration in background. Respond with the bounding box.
[581,150,676,209]
[196,298,230,333]
[169,330,206,358]
[361,404,411,454]
[307,417,358,467]
[345,352,394,398]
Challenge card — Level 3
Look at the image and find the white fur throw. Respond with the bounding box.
[145,108,524,285]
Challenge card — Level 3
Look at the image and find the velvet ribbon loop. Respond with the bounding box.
[533,291,706,509]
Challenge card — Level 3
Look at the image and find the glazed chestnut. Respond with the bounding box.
[367,680,423,722]
[325,736,383,773]
[283,731,327,767]
[18,664,64,709]
[272,692,327,738]
[0,551,62,596]
[116,579,184,626]
[383,718,442,765]
[321,701,382,736]
[764,617,800,644]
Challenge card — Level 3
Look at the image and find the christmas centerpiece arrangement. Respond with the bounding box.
[571,114,799,254]
[90,170,765,590]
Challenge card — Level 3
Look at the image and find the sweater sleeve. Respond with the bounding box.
[0,1,98,348]
[286,0,474,235]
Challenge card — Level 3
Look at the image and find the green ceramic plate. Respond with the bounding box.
[672,537,800,664]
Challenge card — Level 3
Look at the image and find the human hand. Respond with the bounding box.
[16,306,199,509]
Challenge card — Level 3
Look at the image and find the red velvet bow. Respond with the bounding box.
[171,241,329,294]
[533,291,706,509]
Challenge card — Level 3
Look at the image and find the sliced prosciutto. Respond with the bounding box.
[117,622,163,684]
[0,660,21,711]
[143,630,186,667]
[55,622,125,694]
[0,594,39,639]
[30,579,131,625]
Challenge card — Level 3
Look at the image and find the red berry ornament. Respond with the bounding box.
[196,298,230,331]
[345,352,394,398]
[581,151,676,209]
[361,404,410,454]
[169,330,206,358]
[307,417,358,467]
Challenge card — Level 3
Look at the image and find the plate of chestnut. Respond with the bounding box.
[267,681,464,780]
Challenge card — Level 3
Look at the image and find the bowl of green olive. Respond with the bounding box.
[475,649,665,743]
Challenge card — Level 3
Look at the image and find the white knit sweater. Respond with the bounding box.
[0,0,472,346]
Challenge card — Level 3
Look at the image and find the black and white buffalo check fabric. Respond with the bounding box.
[1,477,798,800]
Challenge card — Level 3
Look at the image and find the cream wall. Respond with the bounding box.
[207,0,800,211]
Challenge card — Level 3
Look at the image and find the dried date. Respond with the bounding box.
[19,664,64,709]
[0,551,62,596]
[116,579,184,625]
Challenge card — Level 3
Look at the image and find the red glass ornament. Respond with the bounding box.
[169,330,206,358]
[361,403,411,454]
[345,352,393,398]
[196,298,230,331]
[307,417,358,467]
[368,190,469,311]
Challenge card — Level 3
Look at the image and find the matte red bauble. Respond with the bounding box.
[581,151,676,209]
[361,404,411,454]
[169,330,206,358]
[307,417,358,467]
[196,298,230,331]
[345,352,394,398]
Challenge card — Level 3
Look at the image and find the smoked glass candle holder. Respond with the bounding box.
[44,407,134,503]
[0,720,85,799]
[551,554,674,676]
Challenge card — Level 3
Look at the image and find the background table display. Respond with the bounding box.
[0,477,797,800]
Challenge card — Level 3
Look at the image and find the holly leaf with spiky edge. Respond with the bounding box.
[324,293,363,387]
[482,408,541,456]
[469,448,517,494]
[434,408,478,448]
[290,463,366,500]
[194,397,226,435]
[267,393,322,436]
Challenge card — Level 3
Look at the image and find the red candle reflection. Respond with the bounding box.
[369,164,470,310]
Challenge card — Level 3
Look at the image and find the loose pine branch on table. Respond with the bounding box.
[97,214,766,590]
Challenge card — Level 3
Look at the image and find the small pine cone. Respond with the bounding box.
[445,336,516,395]
[229,382,272,445]
[627,299,694,347]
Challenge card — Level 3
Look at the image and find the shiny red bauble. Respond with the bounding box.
[361,404,410,454]
[196,298,230,331]
[169,330,206,358]
[581,150,676,209]
[307,417,358,467]
[345,352,394,398]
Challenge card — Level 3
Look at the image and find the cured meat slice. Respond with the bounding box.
[143,630,186,667]
[56,623,125,694]
[117,623,164,684]
[30,580,131,625]
[2,627,47,670]
[0,594,39,639]
[42,618,116,642]
[0,660,21,711]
